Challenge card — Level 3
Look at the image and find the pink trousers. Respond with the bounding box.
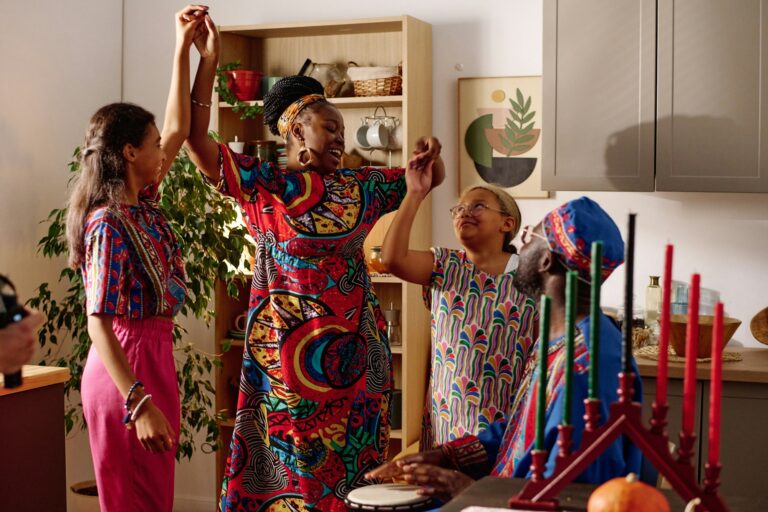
[82,317,180,512]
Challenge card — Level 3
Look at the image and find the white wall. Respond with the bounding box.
[2,1,124,509]
[5,0,767,509]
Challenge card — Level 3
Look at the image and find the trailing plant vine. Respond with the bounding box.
[28,141,253,460]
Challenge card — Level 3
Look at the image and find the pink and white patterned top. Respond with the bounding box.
[421,248,537,447]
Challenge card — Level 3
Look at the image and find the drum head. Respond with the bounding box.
[345,483,432,511]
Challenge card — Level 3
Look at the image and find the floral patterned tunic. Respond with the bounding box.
[421,248,537,447]
[211,145,406,512]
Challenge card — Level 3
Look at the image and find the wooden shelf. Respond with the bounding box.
[219,17,405,38]
[370,274,402,283]
[221,337,245,349]
[391,345,403,354]
[390,429,403,439]
[219,96,403,110]
[219,418,235,428]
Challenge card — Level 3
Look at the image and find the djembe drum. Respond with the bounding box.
[345,483,435,511]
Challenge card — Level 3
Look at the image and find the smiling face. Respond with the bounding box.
[291,103,346,174]
[451,188,515,251]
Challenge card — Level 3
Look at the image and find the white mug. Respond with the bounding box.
[366,122,389,149]
[388,123,403,149]
[356,124,372,149]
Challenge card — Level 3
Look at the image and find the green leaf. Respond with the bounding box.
[521,111,536,124]
[516,88,525,107]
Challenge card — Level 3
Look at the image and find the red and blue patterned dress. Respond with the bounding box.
[211,145,406,512]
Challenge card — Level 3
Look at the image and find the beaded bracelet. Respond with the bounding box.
[124,380,144,411]
[130,394,153,422]
[192,98,212,108]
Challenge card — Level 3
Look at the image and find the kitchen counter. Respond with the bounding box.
[0,364,70,395]
[0,365,70,510]
[635,346,768,384]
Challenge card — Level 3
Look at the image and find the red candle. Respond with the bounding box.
[708,302,724,466]
[682,273,700,435]
[656,244,673,407]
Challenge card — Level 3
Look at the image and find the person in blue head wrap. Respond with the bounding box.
[367,196,642,502]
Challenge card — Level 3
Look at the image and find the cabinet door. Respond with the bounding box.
[656,0,768,192]
[700,381,768,501]
[543,0,656,191]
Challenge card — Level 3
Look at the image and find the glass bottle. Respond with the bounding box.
[645,275,662,331]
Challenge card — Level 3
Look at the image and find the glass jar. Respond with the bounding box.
[367,245,388,274]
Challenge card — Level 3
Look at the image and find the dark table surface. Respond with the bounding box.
[441,476,764,512]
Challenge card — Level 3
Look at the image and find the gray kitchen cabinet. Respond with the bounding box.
[543,0,656,192]
[656,0,768,192]
[543,0,768,193]
[699,381,768,501]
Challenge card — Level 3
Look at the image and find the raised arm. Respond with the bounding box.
[380,150,438,286]
[158,5,207,182]
[185,12,221,182]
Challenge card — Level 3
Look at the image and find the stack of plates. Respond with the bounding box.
[276,144,287,171]
[228,329,246,339]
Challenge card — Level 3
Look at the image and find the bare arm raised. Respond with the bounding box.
[158,5,208,182]
[381,137,445,285]
[185,12,221,181]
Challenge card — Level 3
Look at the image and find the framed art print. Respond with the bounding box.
[458,76,549,198]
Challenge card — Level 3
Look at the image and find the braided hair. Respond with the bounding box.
[263,75,327,136]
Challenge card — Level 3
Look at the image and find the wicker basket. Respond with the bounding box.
[353,75,402,97]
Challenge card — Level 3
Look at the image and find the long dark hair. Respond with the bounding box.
[66,103,154,268]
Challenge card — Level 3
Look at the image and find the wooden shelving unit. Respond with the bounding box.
[213,16,433,497]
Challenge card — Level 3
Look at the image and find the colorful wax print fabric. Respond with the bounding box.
[82,184,187,319]
[211,145,406,512]
[421,248,537,447]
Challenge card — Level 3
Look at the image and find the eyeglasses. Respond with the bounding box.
[449,202,507,219]
[520,225,551,246]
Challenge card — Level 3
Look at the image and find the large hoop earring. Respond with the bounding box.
[297,146,313,167]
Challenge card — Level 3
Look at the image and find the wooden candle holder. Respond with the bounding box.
[507,373,730,511]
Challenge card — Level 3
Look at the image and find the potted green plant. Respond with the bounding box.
[28,141,252,491]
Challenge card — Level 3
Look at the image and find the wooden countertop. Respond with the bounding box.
[0,365,70,396]
[636,346,768,384]
[442,476,766,512]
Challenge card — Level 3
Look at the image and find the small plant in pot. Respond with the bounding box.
[29,140,253,498]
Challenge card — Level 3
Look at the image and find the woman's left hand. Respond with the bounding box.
[400,463,474,502]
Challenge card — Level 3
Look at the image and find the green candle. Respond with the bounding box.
[589,241,603,399]
[535,295,551,451]
[563,271,577,425]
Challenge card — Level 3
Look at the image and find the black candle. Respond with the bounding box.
[622,213,636,375]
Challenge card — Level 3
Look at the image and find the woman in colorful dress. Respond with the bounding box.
[185,18,445,512]
[381,181,537,448]
[65,6,208,511]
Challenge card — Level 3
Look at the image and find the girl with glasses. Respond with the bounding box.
[381,176,537,448]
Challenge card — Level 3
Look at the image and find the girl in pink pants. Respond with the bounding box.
[66,6,213,509]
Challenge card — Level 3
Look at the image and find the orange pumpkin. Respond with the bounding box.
[587,473,670,512]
